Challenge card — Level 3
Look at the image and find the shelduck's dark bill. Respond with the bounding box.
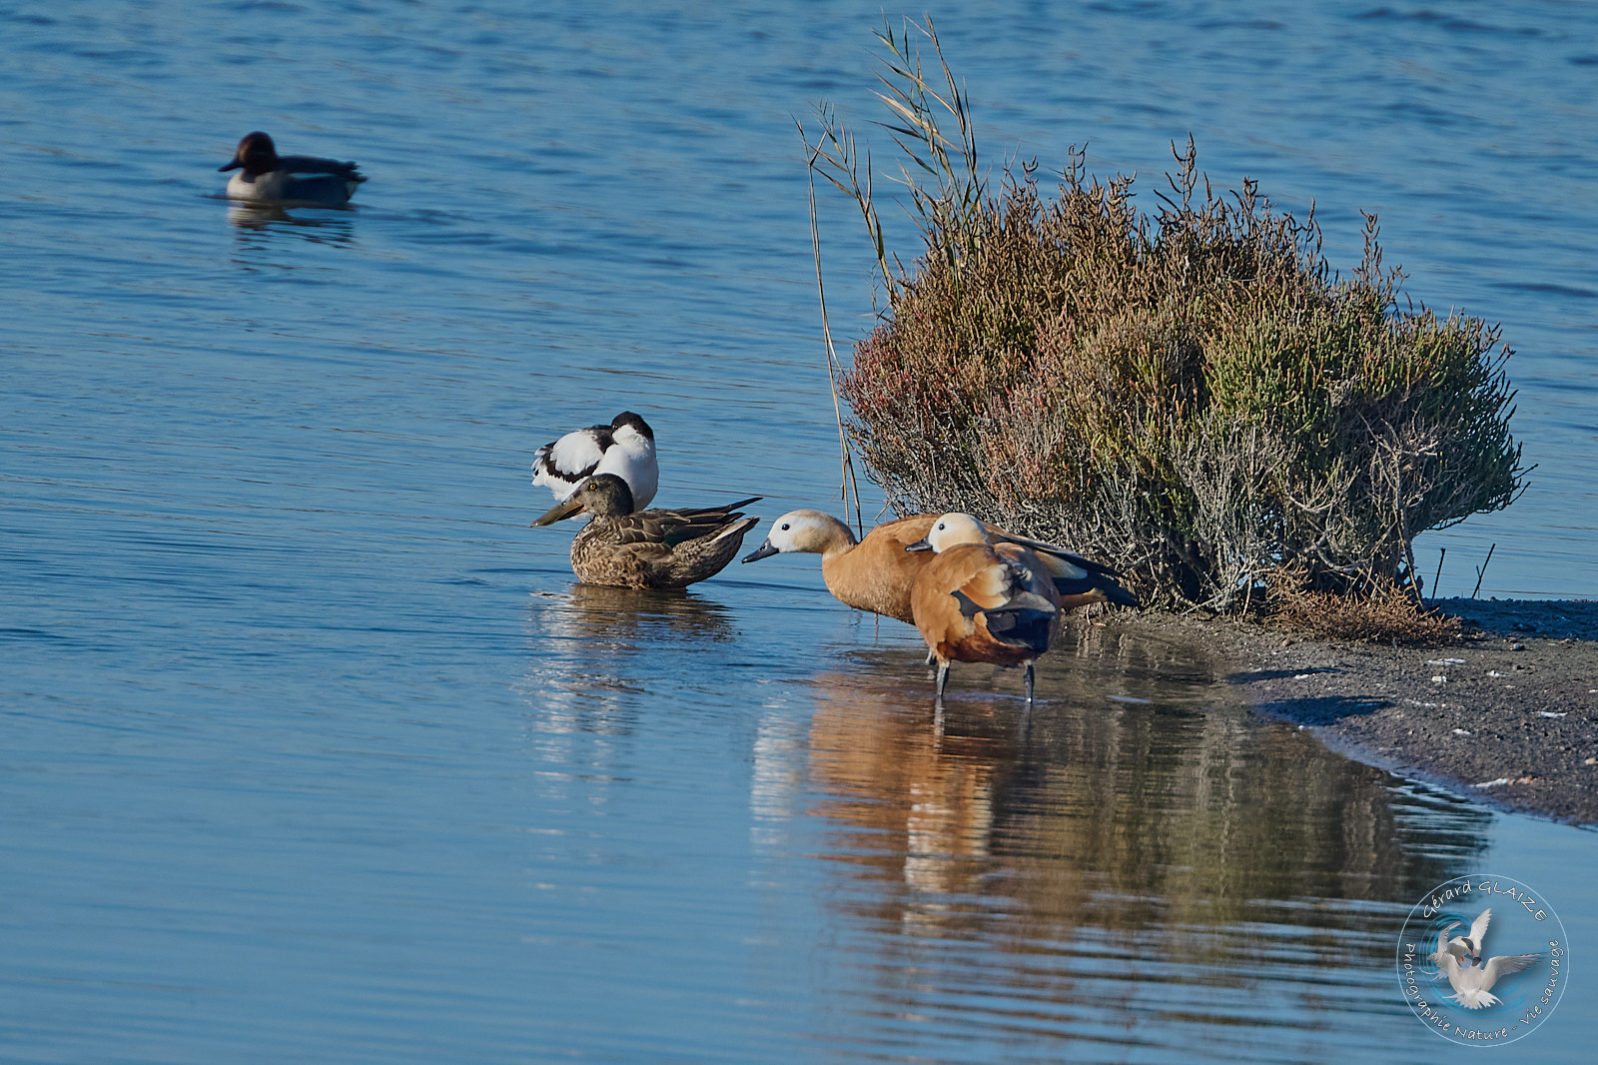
[905,538,933,552]
[741,541,779,563]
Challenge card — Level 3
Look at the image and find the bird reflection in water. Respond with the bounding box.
[801,663,1018,906]
[226,203,357,248]
[521,583,736,715]
[534,583,736,646]
[789,639,1495,1045]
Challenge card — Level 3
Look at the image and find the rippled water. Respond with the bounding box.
[4,1,1595,1062]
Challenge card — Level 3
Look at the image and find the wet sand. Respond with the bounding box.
[1118,599,1598,826]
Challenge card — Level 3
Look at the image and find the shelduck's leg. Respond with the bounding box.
[932,662,949,740]
[1025,663,1036,706]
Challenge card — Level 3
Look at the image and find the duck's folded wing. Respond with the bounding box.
[606,512,676,546]
[276,154,364,178]
[990,529,1122,578]
[653,499,761,546]
[954,588,1055,624]
[610,498,760,547]
[1026,550,1140,607]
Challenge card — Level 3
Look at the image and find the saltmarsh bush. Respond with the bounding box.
[805,19,1525,612]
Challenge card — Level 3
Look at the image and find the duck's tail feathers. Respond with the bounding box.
[1045,571,1141,608]
[712,516,760,543]
[1097,578,1140,608]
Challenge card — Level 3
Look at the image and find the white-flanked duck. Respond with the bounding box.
[905,513,1062,705]
[532,474,759,590]
[742,510,1135,623]
[532,411,659,512]
[219,131,366,206]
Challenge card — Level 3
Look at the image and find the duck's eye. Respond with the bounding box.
[780,522,790,531]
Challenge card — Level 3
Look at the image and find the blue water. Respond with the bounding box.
[3,2,1595,1062]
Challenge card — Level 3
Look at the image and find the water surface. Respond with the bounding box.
[3,1,1595,1061]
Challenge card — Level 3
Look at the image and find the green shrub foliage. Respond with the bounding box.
[815,25,1524,610]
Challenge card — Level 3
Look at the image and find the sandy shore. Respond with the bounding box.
[1118,598,1598,826]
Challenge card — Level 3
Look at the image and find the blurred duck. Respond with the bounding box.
[742,510,1136,623]
[532,474,759,589]
[906,513,1061,705]
[532,411,659,512]
[218,131,366,205]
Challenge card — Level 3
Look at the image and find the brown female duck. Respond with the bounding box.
[533,474,760,589]
[742,510,1135,623]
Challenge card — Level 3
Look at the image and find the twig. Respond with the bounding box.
[801,130,864,537]
[796,106,895,299]
[1431,547,1445,605]
[1471,543,1496,599]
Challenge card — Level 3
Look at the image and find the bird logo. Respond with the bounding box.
[1398,874,1568,1046]
[1427,908,1542,1010]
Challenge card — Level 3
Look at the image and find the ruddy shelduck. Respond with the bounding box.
[533,474,758,589]
[532,411,659,512]
[741,510,1136,623]
[906,513,1062,705]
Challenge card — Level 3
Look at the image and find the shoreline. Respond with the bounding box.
[1117,598,1598,826]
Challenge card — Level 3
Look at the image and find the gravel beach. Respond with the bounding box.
[1120,598,1598,825]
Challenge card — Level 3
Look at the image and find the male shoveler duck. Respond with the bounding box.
[532,411,658,512]
[741,510,1136,623]
[532,474,759,589]
[906,513,1062,706]
[218,131,366,206]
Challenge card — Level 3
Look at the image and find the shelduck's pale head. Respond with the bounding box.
[741,509,851,562]
[905,513,989,554]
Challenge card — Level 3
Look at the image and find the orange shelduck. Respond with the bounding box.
[906,513,1065,706]
[742,510,1135,624]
